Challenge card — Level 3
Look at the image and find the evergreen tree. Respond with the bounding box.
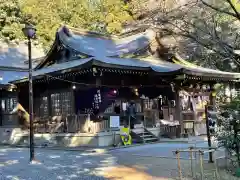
[218,97,240,169]
[19,0,132,48]
[0,0,24,42]
[0,0,132,49]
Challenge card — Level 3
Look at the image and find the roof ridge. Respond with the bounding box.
[60,25,119,40]
[60,25,154,40]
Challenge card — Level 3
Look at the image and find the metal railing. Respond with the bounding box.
[174,147,219,180]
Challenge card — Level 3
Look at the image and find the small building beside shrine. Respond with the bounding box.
[0,25,239,147]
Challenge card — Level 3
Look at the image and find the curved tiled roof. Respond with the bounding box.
[173,54,240,79]
[3,25,240,85]
[12,56,181,83]
[10,55,240,84]
[0,70,28,85]
[0,41,45,69]
[0,41,45,85]
[58,26,156,57]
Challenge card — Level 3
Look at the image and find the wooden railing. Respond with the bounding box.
[66,114,110,133]
[1,114,19,127]
[34,114,110,134]
[160,124,181,138]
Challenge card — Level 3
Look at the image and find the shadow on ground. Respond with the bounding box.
[0,147,237,180]
[0,147,180,180]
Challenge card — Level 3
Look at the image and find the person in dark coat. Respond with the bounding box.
[127,100,136,129]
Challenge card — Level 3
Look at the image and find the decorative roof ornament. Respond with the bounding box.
[62,26,73,37]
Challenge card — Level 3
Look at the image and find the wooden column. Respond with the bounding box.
[70,87,75,115]
[71,77,76,114]
[47,89,52,118]
[93,67,102,87]
[209,84,216,110]
[175,87,183,134]
[96,77,101,87]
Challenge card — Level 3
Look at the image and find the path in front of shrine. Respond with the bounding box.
[111,140,225,160]
[0,142,226,180]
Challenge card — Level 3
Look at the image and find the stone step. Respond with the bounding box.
[137,132,152,136]
[140,134,153,138]
[144,137,159,142]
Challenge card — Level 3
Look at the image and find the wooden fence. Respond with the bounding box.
[160,124,181,138]
[34,114,110,134]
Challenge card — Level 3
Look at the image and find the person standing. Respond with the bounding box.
[127,100,136,129]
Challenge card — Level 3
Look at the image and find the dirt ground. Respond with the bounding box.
[102,154,239,180]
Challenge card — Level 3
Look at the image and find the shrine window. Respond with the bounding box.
[51,93,61,116]
[143,99,158,110]
[1,97,17,113]
[51,91,72,116]
[61,92,72,115]
[39,96,49,118]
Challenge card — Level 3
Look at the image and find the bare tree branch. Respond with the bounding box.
[128,0,240,70]
[226,0,240,19]
[199,0,240,20]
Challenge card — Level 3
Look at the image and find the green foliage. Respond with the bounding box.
[0,0,132,49]
[218,96,240,167]
[0,0,25,42]
[179,0,240,71]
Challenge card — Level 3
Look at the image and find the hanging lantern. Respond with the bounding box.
[72,84,76,90]
[135,88,139,96]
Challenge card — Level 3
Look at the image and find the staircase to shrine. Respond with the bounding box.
[130,125,159,143]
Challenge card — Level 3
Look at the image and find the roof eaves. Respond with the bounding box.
[11,57,94,84]
[91,58,150,71]
[0,66,28,71]
[34,33,59,70]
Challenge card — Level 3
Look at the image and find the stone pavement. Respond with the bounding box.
[160,135,208,143]
[0,142,236,180]
[105,153,239,180]
[0,147,113,180]
[0,147,186,180]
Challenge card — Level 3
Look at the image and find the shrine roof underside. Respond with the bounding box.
[11,55,240,84]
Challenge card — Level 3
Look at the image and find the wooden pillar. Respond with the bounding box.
[93,67,102,87]
[209,84,216,110]
[46,86,52,118]
[71,77,76,115]
[96,77,101,87]
[70,86,75,114]
[175,87,183,133]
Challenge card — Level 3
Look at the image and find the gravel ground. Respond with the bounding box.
[0,146,238,180]
[0,147,113,180]
[107,152,239,180]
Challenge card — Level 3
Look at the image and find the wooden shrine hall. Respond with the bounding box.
[0,25,239,147]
